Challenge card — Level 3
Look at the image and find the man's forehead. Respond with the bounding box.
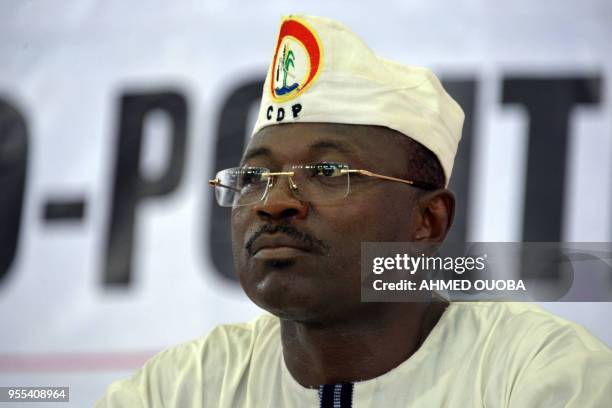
[242,123,401,164]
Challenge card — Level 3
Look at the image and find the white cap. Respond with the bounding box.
[252,14,464,186]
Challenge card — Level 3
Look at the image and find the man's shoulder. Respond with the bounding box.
[95,314,280,407]
[149,313,280,370]
[435,302,612,407]
[444,301,611,375]
[449,301,607,347]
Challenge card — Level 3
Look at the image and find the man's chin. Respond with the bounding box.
[262,302,367,326]
[245,277,330,321]
[238,258,362,322]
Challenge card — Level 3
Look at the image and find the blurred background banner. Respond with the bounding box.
[1,0,611,406]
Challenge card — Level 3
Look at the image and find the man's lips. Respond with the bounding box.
[249,234,314,257]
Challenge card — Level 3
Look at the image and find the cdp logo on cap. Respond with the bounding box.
[270,17,323,102]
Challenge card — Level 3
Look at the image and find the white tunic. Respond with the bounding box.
[96,302,612,407]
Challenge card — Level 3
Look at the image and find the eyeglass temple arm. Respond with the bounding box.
[208,178,241,193]
[341,169,437,190]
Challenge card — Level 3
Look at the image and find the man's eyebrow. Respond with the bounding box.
[307,140,356,155]
[241,147,271,164]
[240,139,358,165]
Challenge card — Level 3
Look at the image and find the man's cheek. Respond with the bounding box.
[324,204,384,234]
[231,208,249,242]
[230,209,250,265]
[329,205,411,243]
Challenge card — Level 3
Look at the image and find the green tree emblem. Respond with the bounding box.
[281,46,296,88]
[275,44,300,96]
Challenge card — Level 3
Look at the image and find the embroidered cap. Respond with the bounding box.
[252,14,464,186]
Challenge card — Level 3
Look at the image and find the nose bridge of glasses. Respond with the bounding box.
[262,170,294,182]
[262,170,297,190]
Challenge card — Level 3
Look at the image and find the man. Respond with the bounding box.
[97,14,612,407]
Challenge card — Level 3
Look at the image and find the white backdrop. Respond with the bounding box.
[1,1,611,406]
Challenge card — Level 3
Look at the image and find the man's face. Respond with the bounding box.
[231,123,422,323]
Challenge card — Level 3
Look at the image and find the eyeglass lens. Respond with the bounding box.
[214,163,351,207]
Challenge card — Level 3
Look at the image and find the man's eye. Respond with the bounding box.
[240,169,265,185]
[241,173,255,184]
[312,162,347,177]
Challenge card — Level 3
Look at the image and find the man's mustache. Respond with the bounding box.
[245,224,331,256]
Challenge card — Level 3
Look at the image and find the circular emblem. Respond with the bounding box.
[270,17,323,102]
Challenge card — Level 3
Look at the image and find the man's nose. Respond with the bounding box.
[253,177,308,220]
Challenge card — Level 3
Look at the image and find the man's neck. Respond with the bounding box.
[279,300,448,388]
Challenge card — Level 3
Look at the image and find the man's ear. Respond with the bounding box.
[411,189,455,242]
